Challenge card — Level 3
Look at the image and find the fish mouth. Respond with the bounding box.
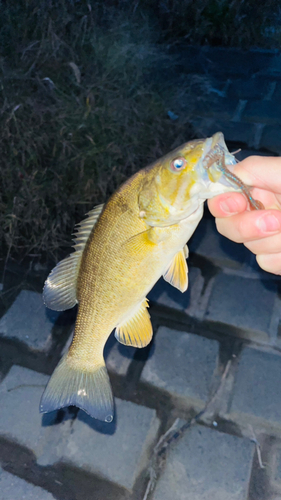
[198,132,238,187]
[189,131,242,202]
[201,132,236,171]
[199,132,264,210]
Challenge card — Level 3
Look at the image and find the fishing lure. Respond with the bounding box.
[203,144,264,210]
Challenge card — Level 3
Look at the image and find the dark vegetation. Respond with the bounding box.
[0,0,280,262]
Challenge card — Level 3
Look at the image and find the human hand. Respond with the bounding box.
[207,155,281,274]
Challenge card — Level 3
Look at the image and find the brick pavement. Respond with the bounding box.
[1,45,281,500]
[168,46,281,154]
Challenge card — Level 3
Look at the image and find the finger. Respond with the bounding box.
[256,252,281,275]
[215,209,281,243]
[208,192,247,218]
[233,156,281,193]
[245,232,281,255]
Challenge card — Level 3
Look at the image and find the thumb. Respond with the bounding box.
[208,192,247,218]
[233,156,281,194]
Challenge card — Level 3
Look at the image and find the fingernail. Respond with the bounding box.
[257,214,280,233]
[219,198,239,214]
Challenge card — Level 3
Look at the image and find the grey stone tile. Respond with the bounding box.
[272,80,281,101]
[194,98,238,121]
[0,366,58,458]
[273,448,281,484]
[148,267,204,314]
[104,335,136,376]
[248,435,281,500]
[192,117,256,146]
[243,101,281,124]
[230,347,281,426]
[260,125,281,154]
[62,399,160,491]
[205,272,278,339]
[261,53,281,78]
[177,46,278,78]
[141,327,219,405]
[0,291,59,351]
[153,425,255,500]
[189,217,249,267]
[227,77,273,100]
[0,468,56,500]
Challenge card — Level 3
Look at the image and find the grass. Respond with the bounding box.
[0,0,280,263]
[0,2,191,262]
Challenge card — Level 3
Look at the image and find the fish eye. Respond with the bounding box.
[170,157,187,172]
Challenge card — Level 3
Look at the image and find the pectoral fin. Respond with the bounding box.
[163,248,188,292]
[115,299,153,348]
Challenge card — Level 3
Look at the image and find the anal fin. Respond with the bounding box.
[163,248,188,292]
[115,299,153,348]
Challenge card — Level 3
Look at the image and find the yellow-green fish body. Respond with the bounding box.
[41,132,249,422]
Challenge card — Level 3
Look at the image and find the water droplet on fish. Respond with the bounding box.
[213,421,218,427]
[77,388,87,396]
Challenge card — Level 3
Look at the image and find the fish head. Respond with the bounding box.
[138,132,240,227]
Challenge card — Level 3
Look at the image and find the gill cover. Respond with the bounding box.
[138,139,206,227]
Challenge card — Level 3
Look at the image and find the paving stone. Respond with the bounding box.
[0,366,61,462]
[191,117,256,146]
[0,468,55,500]
[62,399,160,491]
[0,290,59,351]
[262,52,281,78]
[189,217,249,267]
[230,347,281,427]
[104,334,136,376]
[209,48,280,77]
[152,425,255,500]
[168,45,205,74]
[167,72,227,104]
[148,267,203,314]
[176,46,279,78]
[273,447,281,484]
[260,125,281,154]
[227,77,273,100]
[205,272,278,339]
[248,436,281,500]
[141,327,219,405]
[243,100,281,124]
[272,80,281,101]
[195,98,238,121]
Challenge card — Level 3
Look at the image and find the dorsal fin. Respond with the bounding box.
[115,299,153,348]
[43,204,104,311]
[73,204,104,251]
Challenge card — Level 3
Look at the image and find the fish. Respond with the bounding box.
[40,131,262,423]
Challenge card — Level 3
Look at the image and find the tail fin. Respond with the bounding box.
[40,353,114,422]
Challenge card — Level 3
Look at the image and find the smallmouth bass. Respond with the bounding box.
[41,132,262,422]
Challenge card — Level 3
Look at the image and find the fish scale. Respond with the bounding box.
[40,132,262,422]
